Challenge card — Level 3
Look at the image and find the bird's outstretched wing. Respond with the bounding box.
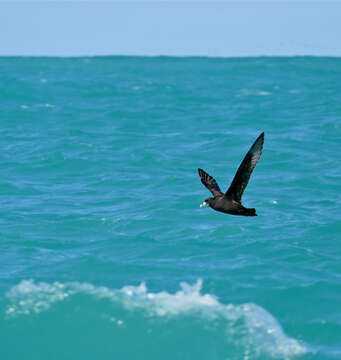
[198,168,223,197]
[225,132,264,203]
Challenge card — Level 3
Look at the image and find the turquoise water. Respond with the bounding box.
[1,56,341,359]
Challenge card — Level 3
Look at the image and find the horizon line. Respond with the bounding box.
[1,54,341,59]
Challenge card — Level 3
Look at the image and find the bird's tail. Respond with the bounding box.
[245,208,257,216]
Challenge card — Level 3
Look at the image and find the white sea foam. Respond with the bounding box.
[38,103,55,108]
[101,217,122,223]
[6,279,306,358]
[257,91,271,96]
[238,89,272,97]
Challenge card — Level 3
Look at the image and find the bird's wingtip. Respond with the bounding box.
[256,132,265,143]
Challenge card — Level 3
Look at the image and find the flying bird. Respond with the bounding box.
[198,132,264,216]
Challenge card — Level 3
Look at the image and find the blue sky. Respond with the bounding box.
[0,2,340,57]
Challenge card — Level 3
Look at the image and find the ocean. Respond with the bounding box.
[1,56,341,359]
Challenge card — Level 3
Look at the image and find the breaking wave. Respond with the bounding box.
[4,279,306,359]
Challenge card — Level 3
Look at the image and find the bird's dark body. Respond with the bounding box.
[198,132,264,217]
[206,196,257,216]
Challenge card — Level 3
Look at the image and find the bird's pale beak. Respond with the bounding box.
[200,201,208,208]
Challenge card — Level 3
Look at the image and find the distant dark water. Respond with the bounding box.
[1,56,341,359]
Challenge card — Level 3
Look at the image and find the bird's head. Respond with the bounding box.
[200,198,212,208]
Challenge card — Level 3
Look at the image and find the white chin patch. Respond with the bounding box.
[200,201,208,208]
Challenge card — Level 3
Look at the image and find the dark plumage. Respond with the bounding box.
[198,132,264,216]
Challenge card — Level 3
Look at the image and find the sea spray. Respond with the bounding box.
[4,279,306,359]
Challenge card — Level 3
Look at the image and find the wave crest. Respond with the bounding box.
[5,279,306,358]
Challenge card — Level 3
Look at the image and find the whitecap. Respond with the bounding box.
[38,103,55,108]
[101,217,121,223]
[5,279,307,358]
[238,89,272,97]
[257,91,271,96]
